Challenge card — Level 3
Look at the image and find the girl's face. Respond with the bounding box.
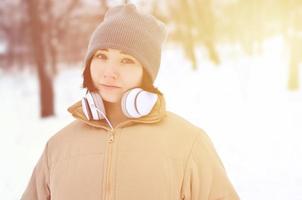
[90,48,143,103]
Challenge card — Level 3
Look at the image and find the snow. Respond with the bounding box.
[1,35,302,199]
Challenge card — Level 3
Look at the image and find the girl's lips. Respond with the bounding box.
[101,84,121,90]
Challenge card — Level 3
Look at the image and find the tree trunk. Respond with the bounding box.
[288,55,299,90]
[25,0,55,117]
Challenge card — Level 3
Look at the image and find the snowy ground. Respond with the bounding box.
[1,35,302,199]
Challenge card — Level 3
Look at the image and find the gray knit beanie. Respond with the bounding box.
[83,3,168,82]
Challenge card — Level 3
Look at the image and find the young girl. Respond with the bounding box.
[21,3,239,200]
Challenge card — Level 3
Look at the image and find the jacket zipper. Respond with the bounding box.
[73,117,163,200]
[104,128,115,200]
[102,118,162,200]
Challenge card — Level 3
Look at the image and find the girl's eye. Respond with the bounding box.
[95,53,107,60]
[121,58,135,64]
[94,53,134,64]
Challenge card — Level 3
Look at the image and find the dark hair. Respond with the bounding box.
[81,59,163,96]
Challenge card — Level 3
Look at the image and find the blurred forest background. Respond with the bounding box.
[0,0,301,117]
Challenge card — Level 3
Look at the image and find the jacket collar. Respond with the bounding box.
[67,93,167,131]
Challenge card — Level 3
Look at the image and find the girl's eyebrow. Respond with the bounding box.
[97,49,127,55]
[97,49,108,52]
[96,49,136,60]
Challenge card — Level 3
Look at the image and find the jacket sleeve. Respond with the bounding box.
[21,142,51,200]
[181,129,240,200]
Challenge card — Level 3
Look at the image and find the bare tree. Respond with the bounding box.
[153,0,219,69]
[0,1,30,70]
[282,0,302,90]
[25,0,55,117]
[39,0,81,76]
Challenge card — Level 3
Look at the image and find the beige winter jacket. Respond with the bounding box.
[21,94,240,200]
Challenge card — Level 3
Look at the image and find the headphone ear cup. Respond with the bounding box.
[121,88,143,118]
[82,91,105,120]
[82,97,93,120]
[90,92,106,120]
[121,88,158,118]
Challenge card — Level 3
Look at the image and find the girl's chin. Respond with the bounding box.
[100,93,121,103]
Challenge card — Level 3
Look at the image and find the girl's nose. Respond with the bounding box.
[103,64,118,80]
[103,73,117,80]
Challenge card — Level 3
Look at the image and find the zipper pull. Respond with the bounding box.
[108,130,115,143]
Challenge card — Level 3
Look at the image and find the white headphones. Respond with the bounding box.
[82,88,158,121]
